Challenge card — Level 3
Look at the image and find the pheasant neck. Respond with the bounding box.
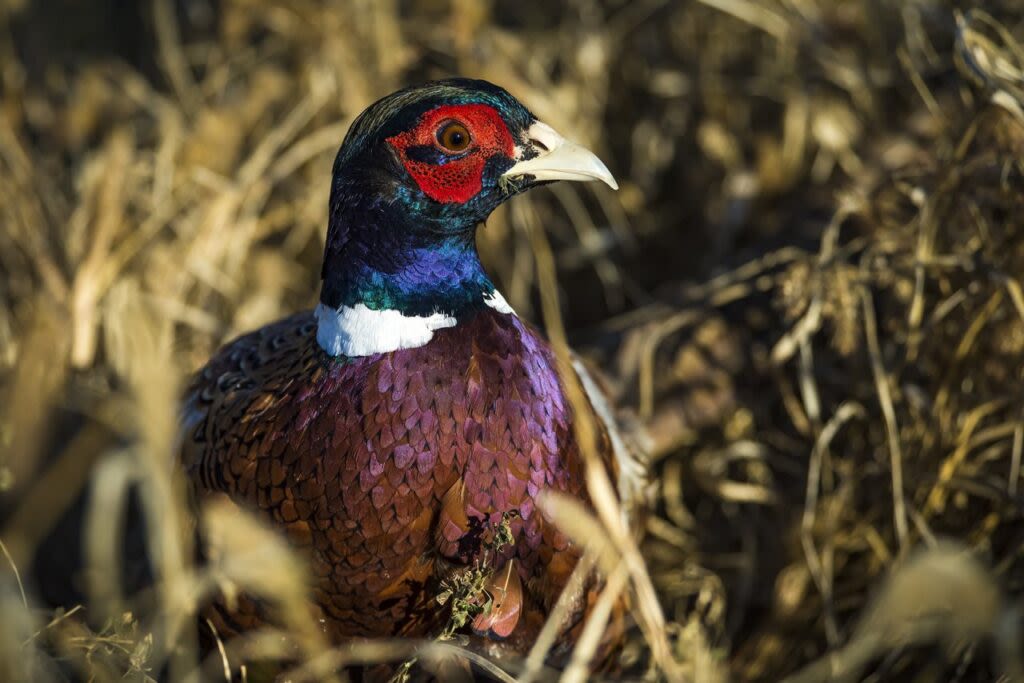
[317,231,513,358]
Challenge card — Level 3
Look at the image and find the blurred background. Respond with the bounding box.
[3,0,1024,680]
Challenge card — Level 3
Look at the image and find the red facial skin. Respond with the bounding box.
[386,104,515,204]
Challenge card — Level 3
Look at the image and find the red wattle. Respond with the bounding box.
[387,104,514,204]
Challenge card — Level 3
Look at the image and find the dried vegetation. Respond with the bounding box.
[3,0,1024,681]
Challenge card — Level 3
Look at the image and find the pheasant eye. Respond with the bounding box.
[436,121,472,152]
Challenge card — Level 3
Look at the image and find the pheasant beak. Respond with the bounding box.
[502,120,618,190]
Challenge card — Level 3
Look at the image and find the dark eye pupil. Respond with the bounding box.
[438,123,470,151]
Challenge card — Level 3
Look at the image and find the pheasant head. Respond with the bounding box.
[316,78,617,357]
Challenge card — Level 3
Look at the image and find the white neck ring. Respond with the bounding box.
[315,289,515,357]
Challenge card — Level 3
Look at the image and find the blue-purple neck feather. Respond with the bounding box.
[323,228,495,317]
[320,177,501,317]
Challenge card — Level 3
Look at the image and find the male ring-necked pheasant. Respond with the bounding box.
[181,79,644,651]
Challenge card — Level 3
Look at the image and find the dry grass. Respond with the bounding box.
[3,0,1024,681]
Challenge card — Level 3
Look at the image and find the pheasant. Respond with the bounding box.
[181,79,644,652]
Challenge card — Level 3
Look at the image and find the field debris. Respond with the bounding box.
[3,1,1024,681]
